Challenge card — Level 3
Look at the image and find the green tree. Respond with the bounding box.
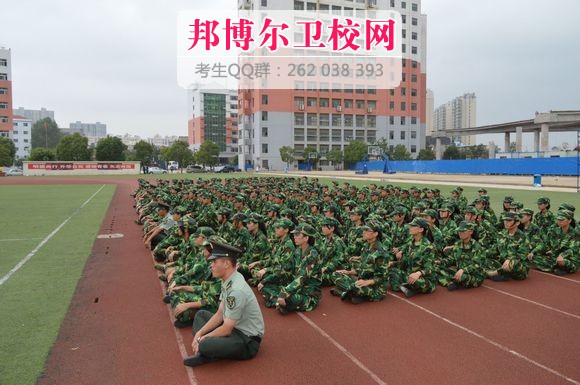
[167,140,194,172]
[131,140,154,165]
[31,118,62,149]
[56,133,91,161]
[194,140,220,167]
[326,149,344,170]
[417,148,436,160]
[442,144,463,160]
[509,142,517,153]
[95,136,127,161]
[369,137,389,155]
[391,144,412,160]
[279,146,295,168]
[29,147,56,161]
[343,140,368,167]
[0,137,16,166]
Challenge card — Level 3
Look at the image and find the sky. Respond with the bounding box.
[1,0,579,149]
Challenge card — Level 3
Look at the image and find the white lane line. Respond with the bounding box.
[482,284,580,320]
[0,185,106,286]
[388,293,580,385]
[298,312,388,385]
[534,270,580,284]
[0,238,43,242]
[156,278,199,385]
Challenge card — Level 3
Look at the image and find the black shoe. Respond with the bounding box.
[174,319,191,328]
[490,274,510,282]
[163,295,171,304]
[340,291,349,301]
[553,268,569,276]
[183,354,215,367]
[276,304,289,315]
[350,296,365,304]
[447,282,460,291]
[400,285,417,298]
[330,288,340,297]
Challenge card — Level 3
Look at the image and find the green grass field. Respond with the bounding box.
[0,184,115,385]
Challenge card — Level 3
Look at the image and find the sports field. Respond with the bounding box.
[0,174,578,385]
[0,184,115,385]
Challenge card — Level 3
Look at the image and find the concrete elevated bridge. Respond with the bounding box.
[432,110,580,159]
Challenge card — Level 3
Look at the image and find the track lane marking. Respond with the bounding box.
[534,270,580,284]
[388,293,580,385]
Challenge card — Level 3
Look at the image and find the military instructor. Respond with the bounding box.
[184,239,265,367]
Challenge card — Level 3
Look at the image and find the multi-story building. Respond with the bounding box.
[13,107,55,126]
[425,88,434,136]
[187,83,238,160]
[0,47,13,135]
[10,115,32,159]
[69,121,107,137]
[433,92,477,146]
[237,0,427,170]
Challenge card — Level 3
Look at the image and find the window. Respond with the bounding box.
[0,73,7,80]
[411,130,417,139]
[332,99,341,108]
[307,113,317,125]
[389,101,395,110]
[412,17,418,26]
[332,83,342,92]
[344,114,354,127]
[400,131,406,140]
[411,74,417,82]
[356,115,365,127]
[402,15,406,24]
[0,102,7,109]
[294,97,305,107]
[401,1,406,8]
[320,82,329,92]
[307,97,317,107]
[355,85,365,94]
[368,86,376,94]
[402,73,406,82]
[401,87,406,96]
[389,116,395,125]
[294,127,304,141]
[411,46,417,54]
[13,130,18,134]
[400,102,406,111]
[412,2,418,11]
[319,129,329,141]
[320,98,329,107]
[412,32,418,40]
[262,144,269,153]
[401,116,406,124]
[307,81,317,91]
[262,127,268,137]
[0,59,7,66]
[332,114,342,126]
[0,88,7,95]
[411,103,417,111]
[319,113,330,126]
[389,89,395,96]
[294,0,304,10]
[344,99,353,108]
[261,0,267,6]
[367,116,376,128]
[344,85,353,93]
[24,139,29,143]
[368,100,376,110]
[307,2,316,10]
[356,100,365,109]
[307,128,317,141]
[411,117,417,124]
[412,60,418,68]
[411,88,417,97]
[389,130,394,140]
[294,81,304,90]
[261,95,268,105]
[13,138,18,142]
[294,113,305,125]
[332,129,341,142]
[344,130,353,141]
[402,29,406,39]
[261,111,268,121]
[402,44,406,53]
[390,0,395,6]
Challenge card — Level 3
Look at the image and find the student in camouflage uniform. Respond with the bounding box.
[250,218,295,287]
[438,204,458,246]
[438,221,486,290]
[318,217,347,286]
[345,207,366,257]
[389,218,436,298]
[390,206,411,252]
[531,210,579,275]
[275,223,322,315]
[238,213,269,279]
[331,220,390,304]
[152,206,187,262]
[534,197,555,231]
[486,212,530,281]
[170,236,224,328]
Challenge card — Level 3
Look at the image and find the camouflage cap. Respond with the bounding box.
[216,207,232,216]
[234,194,246,202]
[245,212,265,224]
[361,219,383,233]
[456,221,477,232]
[520,208,534,216]
[478,188,488,193]
[510,201,524,210]
[421,209,438,219]
[321,217,340,228]
[559,203,576,212]
[291,223,317,237]
[279,208,295,216]
[503,196,514,203]
[323,205,338,213]
[556,210,574,221]
[537,196,550,204]
[232,212,248,222]
[351,207,366,216]
[173,206,187,215]
[192,226,216,238]
[438,204,453,212]
[408,217,429,230]
[342,200,357,207]
[502,212,521,221]
[267,204,281,213]
[273,218,294,229]
[464,206,479,215]
[391,206,408,216]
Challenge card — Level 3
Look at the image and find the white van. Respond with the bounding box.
[168,161,179,171]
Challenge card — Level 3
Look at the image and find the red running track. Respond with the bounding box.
[4,177,576,385]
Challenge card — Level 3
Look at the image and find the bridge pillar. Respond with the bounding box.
[435,137,442,160]
[534,131,540,153]
[540,123,549,152]
[515,126,523,152]
[504,132,510,153]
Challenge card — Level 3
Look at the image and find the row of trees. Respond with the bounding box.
[279,140,439,169]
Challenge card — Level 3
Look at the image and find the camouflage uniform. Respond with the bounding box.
[532,211,579,273]
[319,233,347,286]
[487,215,530,280]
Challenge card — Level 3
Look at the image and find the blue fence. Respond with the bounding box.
[352,157,578,176]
